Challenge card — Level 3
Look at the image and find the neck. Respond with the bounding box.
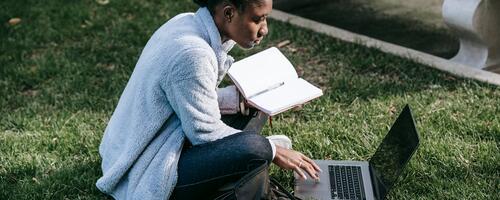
[212,11,230,43]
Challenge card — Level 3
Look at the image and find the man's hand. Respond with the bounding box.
[272,146,322,180]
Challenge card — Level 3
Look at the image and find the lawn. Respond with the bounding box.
[1,0,499,199]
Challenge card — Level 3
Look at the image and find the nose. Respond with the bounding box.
[257,22,268,38]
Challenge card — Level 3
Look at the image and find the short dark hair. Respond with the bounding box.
[193,0,264,14]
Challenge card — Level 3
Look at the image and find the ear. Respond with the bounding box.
[222,5,235,22]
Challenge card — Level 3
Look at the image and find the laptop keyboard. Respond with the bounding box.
[328,165,366,200]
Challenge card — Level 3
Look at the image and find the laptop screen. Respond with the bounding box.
[368,105,420,199]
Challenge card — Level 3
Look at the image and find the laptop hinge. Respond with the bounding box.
[369,165,387,200]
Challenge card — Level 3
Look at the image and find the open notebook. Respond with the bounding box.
[227,47,323,116]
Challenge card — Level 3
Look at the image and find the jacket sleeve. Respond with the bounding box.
[162,48,240,145]
[216,85,240,115]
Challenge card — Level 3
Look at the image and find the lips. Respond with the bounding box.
[254,37,264,44]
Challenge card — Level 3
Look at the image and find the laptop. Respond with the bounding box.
[294,105,420,200]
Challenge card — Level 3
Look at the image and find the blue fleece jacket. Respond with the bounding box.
[96,8,243,199]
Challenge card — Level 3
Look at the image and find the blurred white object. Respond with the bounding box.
[443,0,500,72]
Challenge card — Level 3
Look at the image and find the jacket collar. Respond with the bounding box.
[195,7,236,84]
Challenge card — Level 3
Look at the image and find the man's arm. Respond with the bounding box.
[162,48,239,145]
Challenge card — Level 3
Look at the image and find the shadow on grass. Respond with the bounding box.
[324,46,467,104]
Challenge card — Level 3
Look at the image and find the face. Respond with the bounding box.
[224,0,273,49]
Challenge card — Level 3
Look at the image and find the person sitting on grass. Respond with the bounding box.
[95,0,321,199]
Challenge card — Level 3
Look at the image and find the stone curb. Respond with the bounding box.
[269,9,500,87]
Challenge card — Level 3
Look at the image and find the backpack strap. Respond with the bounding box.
[214,160,270,200]
[269,178,303,200]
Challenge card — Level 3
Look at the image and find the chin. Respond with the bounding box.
[238,41,257,50]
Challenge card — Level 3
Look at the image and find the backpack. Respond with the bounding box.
[213,160,302,200]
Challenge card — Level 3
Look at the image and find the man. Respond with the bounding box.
[96,0,320,199]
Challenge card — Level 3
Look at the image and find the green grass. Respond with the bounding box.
[1,0,499,199]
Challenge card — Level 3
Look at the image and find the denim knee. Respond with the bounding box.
[233,132,273,163]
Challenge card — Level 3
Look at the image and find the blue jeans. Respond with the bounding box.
[171,110,271,199]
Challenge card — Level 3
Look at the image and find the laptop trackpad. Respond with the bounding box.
[294,168,332,200]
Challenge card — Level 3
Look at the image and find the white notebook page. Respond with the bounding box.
[248,78,323,115]
[228,47,298,98]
